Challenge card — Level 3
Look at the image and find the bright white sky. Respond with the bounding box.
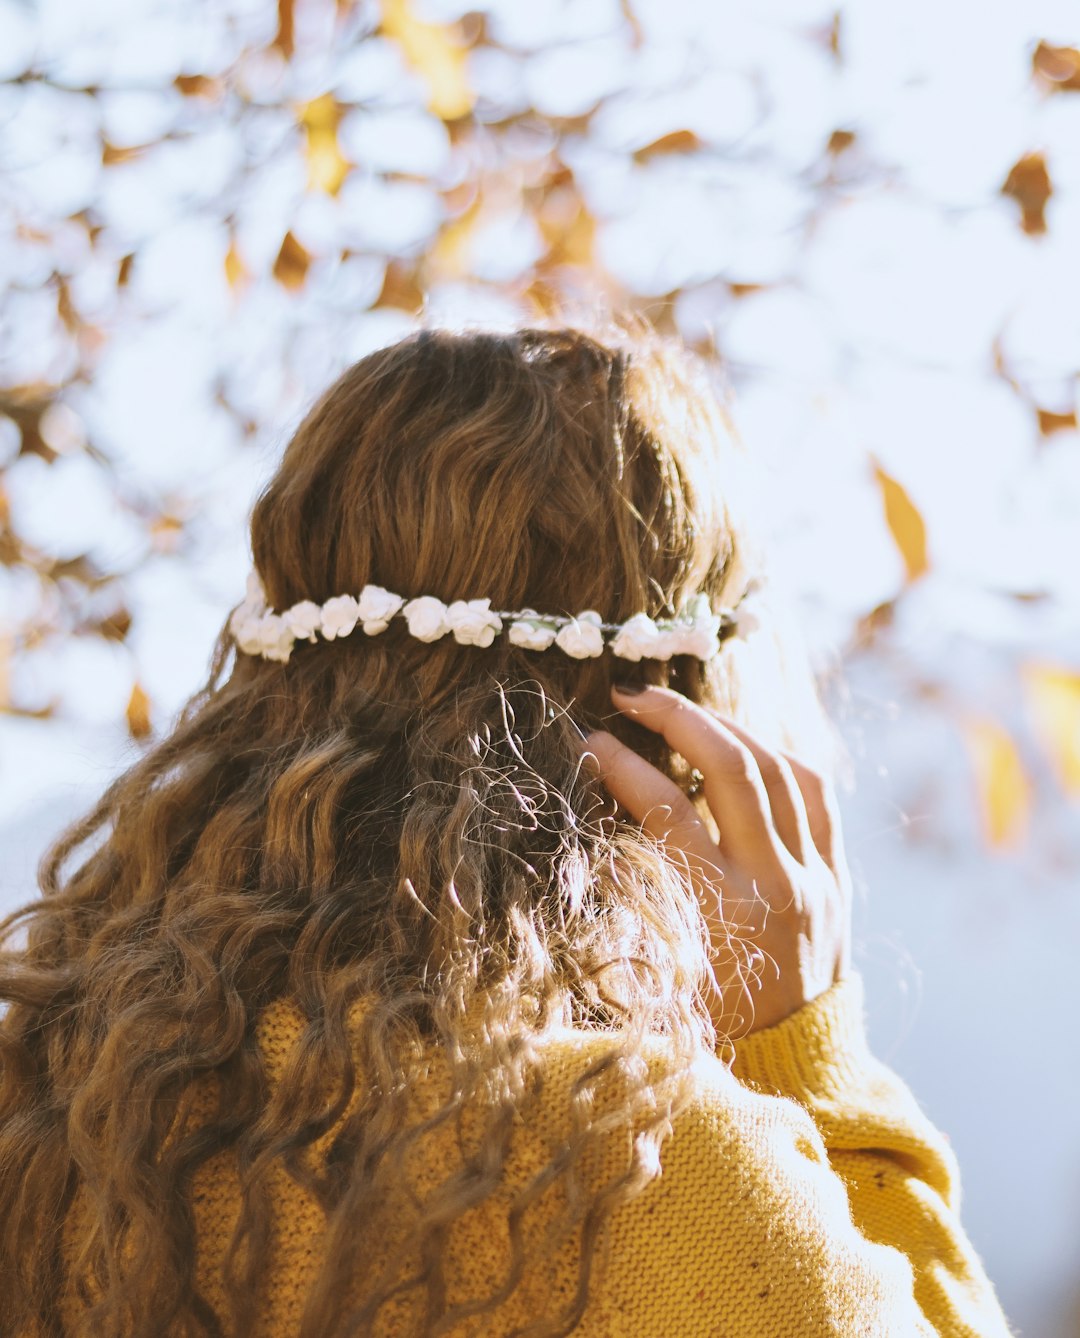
[1,0,1078,786]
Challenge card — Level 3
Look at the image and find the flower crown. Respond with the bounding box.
[228,573,764,665]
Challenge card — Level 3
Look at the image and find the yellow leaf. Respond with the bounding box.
[632,129,703,163]
[273,230,312,291]
[1022,661,1080,795]
[297,93,351,196]
[963,716,1032,848]
[872,460,929,583]
[429,192,483,277]
[224,237,249,291]
[381,0,474,121]
[126,681,152,740]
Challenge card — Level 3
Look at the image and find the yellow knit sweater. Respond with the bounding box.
[60,974,1014,1335]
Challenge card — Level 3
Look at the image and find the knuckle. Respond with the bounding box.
[757,753,789,789]
[723,744,759,787]
[666,792,701,832]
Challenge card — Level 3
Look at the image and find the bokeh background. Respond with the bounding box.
[3,0,1079,1331]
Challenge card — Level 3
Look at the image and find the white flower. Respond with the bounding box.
[403,595,450,642]
[243,571,266,608]
[674,623,722,660]
[555,610,604,659]
[257,613,296,663]
[357,584,404,635]
[231,612,266,656]
[732,605,761,638]
[320,594,360,640]
[508,614,558,651]
[283,600,323,642]
[610,613,662,662]
[229,572,268,649]
[447,598,503,647]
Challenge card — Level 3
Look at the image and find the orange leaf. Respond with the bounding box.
[1022,661,1080,795]
[1032,41,1080,91]
[381,0,474,121]
[274,0,295,58]
[1001,152,1052,235]
[632,129,704,163]
[272,230,312,291]
[827,128,856,154]
[1036,406,1077,436]
[174,73,223,99]
[101,138,147,167]
[126,681,152,740]
[375,259,425,312]
[297,93,351,196]
[962,716,1033,848]
[872,460,929,582]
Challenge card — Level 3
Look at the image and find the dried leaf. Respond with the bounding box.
[963,716,1033,848]
[272,230,312,291]
[1036,406,1077,436]
[297,93,351,196]
[274,0,295,58]
[827,128,856,154]
[56,276,78,333]
[375,259,425,312]
[632,130,703,163]
[1022,662,1080,794]
[728,281,766,298]
[96,607,133,642]
[1001,152,1052,235]
[381,0,474,121]
[535,182,595,269]
[101,139,148,167]
[1032,41,1080,91]
[224,237,249,292]
[522,278,560,316]
[174,73,224,99]
[126,681,153,740]
[872,460,929,582]
[429,193,483,277]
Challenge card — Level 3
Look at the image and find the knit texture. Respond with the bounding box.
[59,974,1014,1335]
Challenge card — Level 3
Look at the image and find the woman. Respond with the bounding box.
[0,320,1013,1336]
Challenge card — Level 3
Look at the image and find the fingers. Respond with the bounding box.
[582,731,718,867]
[607,685,790,874]
[777,751,842,873]
[701,713,817,866]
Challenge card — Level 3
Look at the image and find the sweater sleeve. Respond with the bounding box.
[718,972,1015,1337]
[579,976,1014,1337]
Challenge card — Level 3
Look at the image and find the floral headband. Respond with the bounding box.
[228,573,764,665]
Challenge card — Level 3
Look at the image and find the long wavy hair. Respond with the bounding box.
[0,317,840,1336]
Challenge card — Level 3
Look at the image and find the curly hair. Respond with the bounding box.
[0,316,840,1336]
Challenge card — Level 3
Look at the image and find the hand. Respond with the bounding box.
[582,684,853,1039]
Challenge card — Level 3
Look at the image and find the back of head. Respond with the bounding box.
[0,315,839,1335]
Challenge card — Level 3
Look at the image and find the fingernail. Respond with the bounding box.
[613,681,646,696]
